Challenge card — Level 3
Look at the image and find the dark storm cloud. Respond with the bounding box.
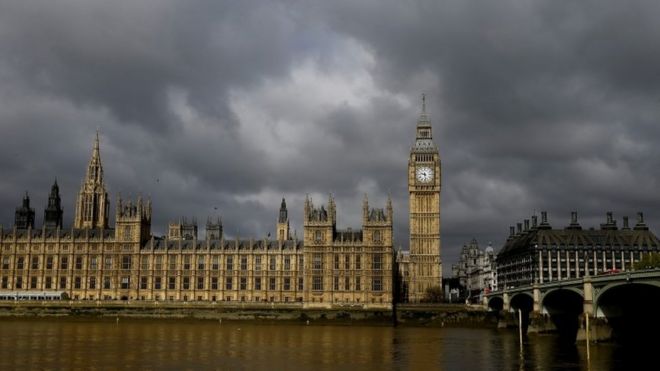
[1,0,660,269]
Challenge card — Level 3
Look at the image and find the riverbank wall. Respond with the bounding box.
[0,301,495,327]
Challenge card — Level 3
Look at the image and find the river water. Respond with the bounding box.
[0,318,652,370]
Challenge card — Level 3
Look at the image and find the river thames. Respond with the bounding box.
[0,318,652,370]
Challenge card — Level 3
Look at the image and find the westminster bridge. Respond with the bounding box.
[485,269,660,341]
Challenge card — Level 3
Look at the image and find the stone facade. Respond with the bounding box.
[406,95,442,302]
[451,238,497,301]
[0,133,392,309]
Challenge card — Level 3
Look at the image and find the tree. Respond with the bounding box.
[423,285,443,303]
[633,253,660,270]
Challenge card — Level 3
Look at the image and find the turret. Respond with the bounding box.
[44,180,63,229]
[14,191,35,229]
[277,198,290,241]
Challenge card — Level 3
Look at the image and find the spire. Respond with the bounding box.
[422,93,426,113]
[278,197,288,223]
[74,132,109,229]
[417,93,431,127]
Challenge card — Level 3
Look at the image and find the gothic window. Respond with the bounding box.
[141,256,149,270]
[372,277,382,291]
[312,276,323,291]
[198,277,205,290]
[121,276,130,289]
[373,254,382,270]
[345,276,350,291]
[283,278,291,291]
[90,256,98,270]
[198,256,206,270]
[168,256,176,270]
[355,277,361,291]
[240,257,247,271]
[59,257,68,270]
[182,277,190,290]
[226,256,233,271]
[269,277,276,290]
[284,256,291,271]
[313,254,322,270]
[104,256,112,270]
[211,256,219,270]
[59,277,67,289]
[345,255,350,270]
[269,256,276,271]
[373,230,382,242]
[240,277,247,290]
[168,277,176,290]
[225,277,232,290]
[75,256,83,270]
[254,277,262,290]
[333,276,339,290]
[89,277,96,289]
[16,257,24,270]
[334,255,340,270]
[140,277,148,290]
[210,277,218,290]
[298,277,304,291]
[31,257,39,270]
[123,226,131,240]
[183,256,191,270]
[2,257,9,270]
[254,256,261,271]
[315,230,322,242]
[121,256,131,270]
[356,255,361,270]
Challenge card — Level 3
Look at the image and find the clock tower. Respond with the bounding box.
[408,94,442,302]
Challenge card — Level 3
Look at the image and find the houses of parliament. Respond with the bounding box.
[0,99,442,307]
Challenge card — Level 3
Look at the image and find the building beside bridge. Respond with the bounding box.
[451,238,497,301]
[0,133,393,308]
[497,211,660,289]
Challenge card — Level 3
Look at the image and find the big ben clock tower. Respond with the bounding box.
[408,94,442,302]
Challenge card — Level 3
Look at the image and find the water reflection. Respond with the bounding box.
[0,319,650,370]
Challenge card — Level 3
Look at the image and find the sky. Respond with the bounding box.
[1,0,660,269]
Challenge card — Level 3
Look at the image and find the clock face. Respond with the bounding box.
[416,167,434,183]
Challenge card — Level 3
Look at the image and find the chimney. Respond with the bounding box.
[623,216,630,230]
[571,211,578,224]
[509,226,515,237]
[607,211,613,224]
[517,223,523,234]
[541,211,548,224]
[638,212,644,224]
[524,219,530,231]
[531,215,538,228]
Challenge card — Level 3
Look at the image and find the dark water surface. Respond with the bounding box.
[0,318,652,370]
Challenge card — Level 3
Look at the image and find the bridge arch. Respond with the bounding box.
[541,288,584,341]
[487,296,504,312]
[596,282,660,342]
[541,287,584,302]
[509,292,533,308]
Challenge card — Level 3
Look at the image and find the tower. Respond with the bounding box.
[206,217,223,240]
[408,94,442,302]
[44,180,63,229]
[115,195,152,245]
[74,131,110,229]
[14,191,35,229]
[277,198,290,241]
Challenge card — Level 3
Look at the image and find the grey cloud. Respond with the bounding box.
[2,0,660,268]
